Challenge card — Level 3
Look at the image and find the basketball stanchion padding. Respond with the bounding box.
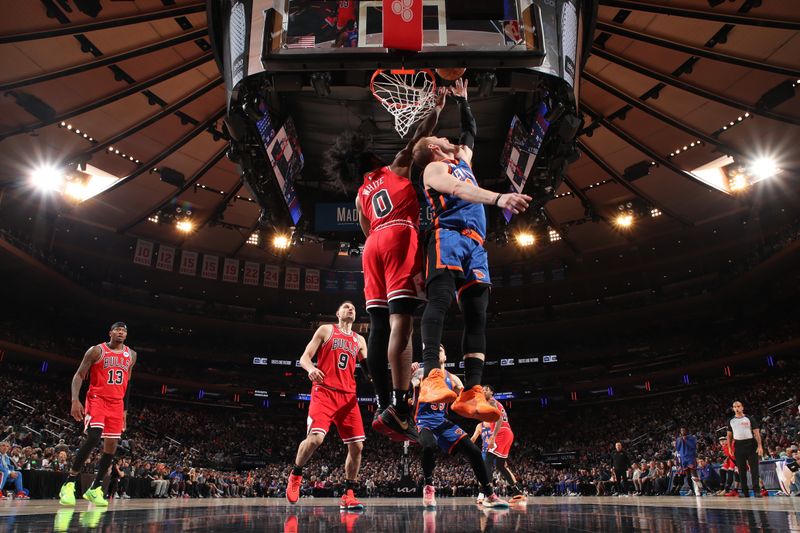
[370,69,437,137]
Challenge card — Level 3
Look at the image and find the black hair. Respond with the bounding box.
[322,131,386,194]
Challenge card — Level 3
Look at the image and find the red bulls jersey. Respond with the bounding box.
[358,166,420,233]
[88,343,132,401]
[337,0,356,29]
[493,401,511,434]
[316,325,360,393]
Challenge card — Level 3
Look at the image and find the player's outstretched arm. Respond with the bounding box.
[470,423,482,443]
[355,196,370,238]
[448,78,475,166]
[450,373,464,395]
[390,88,447,172]
[71,345,101,421]
[423,162,532,215]
[300,325,331,383]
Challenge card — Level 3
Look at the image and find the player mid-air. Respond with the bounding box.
[411,79,531,421]
[326,89,447,443]
[411,347,508,509]
[59,322,136,507]
[286,301,369,511]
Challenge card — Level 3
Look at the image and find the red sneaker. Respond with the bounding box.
[0,492,6,500]
[340,510,361,533]
[286,473,302,504]
[451,386,501,422]
[760,489,768,497]
[724,490,738,497]
[283,515,298,533]
[418,369,458,404]
[15,492,30,500]
[422,484,436,508]
[339,489,364,511]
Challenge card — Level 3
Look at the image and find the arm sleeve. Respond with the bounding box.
[455,97,476,149]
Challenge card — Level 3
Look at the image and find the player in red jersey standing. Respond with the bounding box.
[477,385,526,504]
[59,322,136,507]
[286,301,369,510]
[354,88,447,443]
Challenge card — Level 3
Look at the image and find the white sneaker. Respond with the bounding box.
[476,492,485,505]
[482,494,509,508]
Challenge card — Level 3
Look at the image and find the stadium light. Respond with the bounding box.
[30,165,64,191]
[273,234,291,250]
[615,214,634,228]
[749,157,779,180]
[176,219,194,233]
[515,232,535,247]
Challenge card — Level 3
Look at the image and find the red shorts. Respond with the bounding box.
[722,458,735,470]
[84,394,124,439]
[307,385,365,444]
[489,429,514,459]
[363,223,425,310]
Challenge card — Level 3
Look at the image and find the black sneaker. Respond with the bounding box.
[373,406,419,442]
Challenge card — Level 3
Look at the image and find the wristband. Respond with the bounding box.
[493,193,502,206]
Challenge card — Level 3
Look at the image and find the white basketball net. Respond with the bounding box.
[371,69,437,137]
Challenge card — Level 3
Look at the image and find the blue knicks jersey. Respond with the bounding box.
[415,371,455,427]
[480,423,493,453]
[425,159,487,239]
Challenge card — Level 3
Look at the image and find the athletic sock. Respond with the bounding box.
[292,465,303,476]
[464,357,484,389]
[345,480,358,492]
[90,453,114,490]
[67,473,79,484]
[392,389,410,417]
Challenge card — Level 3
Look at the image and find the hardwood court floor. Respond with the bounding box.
[2,495,800,532]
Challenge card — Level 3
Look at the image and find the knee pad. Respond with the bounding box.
[460,286,488,354]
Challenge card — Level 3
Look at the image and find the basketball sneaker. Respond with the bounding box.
[79,509,107,528]
[15,492,29,500]
[82,487,108,507]
[724,489,739,497]
[340,509,361,533]
[481,493,510,508]
[475,492,485,505]
[53,509,75,532]
[59,482,76,506]
[339,489,364,511]
[452,386,501,422]
[422,485,436,508]
[760,488,769,497]
[286,473,302,504]
[418,369,458,404]
[283,515,298,533]
[373,405,419,442]
[509,494,527,505]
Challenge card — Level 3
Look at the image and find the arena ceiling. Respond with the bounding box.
[1,0,798,271]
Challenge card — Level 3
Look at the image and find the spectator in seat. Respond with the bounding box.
[697,457,720,494]
[0,441,29,499]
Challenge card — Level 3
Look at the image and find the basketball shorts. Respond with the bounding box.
[425,228,490,295]
[416,417,467,454]
[307,385,365,444]
[84,394,124,439]
[489,429,514,459]
[363,223,425,310]
[679,457,697,469]
[722,458,735,470]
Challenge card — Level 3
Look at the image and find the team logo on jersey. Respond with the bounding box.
[472,269,485,280]
[123,351,130,358]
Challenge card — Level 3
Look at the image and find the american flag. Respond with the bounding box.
[287,35,316,49]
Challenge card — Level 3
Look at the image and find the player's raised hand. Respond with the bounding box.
[448,78,468,101]
[434,87,447,110]
[497,192,532,215]
[410,362,421,374]
[307,367,325,383]
[70,400,84,422]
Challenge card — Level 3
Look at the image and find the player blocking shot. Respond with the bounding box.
[59,322,136,507]
[286,301,369,511]
[411,346,508,509]
[327,89,448,443]
[412,79,531,421]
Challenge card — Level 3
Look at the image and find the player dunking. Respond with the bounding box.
[411,79,531,420]
[59,322,136,507]
[411,347,508,509]
[326,89,446,442]
[286,301,368,510]
[474,385,526,504]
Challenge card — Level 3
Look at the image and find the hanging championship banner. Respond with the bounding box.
[156,245,175,271]
[133,239,153,266]
[285,266,300,290]
[179,250,198,276]
[341,271,360,291]
[223,258,240,283]
[201,254,219,280]
[243,261,260,286]
[263,264,280,288]
[305,268,320,292]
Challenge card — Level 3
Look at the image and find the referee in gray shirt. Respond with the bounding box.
[726,400,764,498]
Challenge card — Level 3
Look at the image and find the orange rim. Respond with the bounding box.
[370,68,436,110]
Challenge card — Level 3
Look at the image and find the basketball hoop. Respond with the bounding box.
[370,69,437,137]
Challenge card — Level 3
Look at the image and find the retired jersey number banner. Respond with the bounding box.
[383,0,422,51]
[133,239,153,266]
[201,254,219,280]
[223,258,240,283]
[243,261,260,286]
[305,268,320,292]
[263,264,280,288]
[179,250,198,276]
[156,245,175,272]
[285,266,300,290]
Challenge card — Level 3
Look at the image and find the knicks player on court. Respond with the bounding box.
[286,301,368,510]
[411,79,531,420]
[59,322,136,507]
[355,88,447,442]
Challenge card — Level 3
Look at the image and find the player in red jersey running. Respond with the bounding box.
[59,322,136,507]
[477,385,526,504]
[286,301,369,510]
[343,89,447,442]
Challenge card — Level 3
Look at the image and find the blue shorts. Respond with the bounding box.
[680,458,697,469]
[416,417,468,454]
[425,228,490,292]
